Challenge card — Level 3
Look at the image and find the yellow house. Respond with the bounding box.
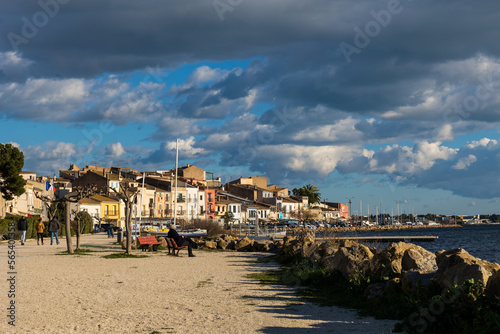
[90,194,122,226]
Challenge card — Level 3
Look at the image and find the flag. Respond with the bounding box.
[45,181,55,192]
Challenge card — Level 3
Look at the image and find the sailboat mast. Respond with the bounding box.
[173,139,179,226]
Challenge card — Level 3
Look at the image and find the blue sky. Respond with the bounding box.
[1,0,500,215]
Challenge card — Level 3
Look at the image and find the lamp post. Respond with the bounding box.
[346,197,354,223]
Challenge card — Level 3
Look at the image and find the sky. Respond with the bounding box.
[1,0,500,216]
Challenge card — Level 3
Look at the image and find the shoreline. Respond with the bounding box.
[1,234,397,334]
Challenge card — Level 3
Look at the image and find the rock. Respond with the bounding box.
[371,242,415,278]
[253,240,272,252]
[402,245,437,273]
[226,240,236,250]
[204,241,217,250]
[235,237,254,251]
[434,248,499,289]
[330,243,374,278]
[486,270,500,300]
[301,241,321,261]
[317,241,338,257]
[217,239,227,250]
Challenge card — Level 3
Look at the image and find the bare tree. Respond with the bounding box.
[71,210,92,250]
[291,208,318,225]
[36,184,99,254]
[110,182,139,254]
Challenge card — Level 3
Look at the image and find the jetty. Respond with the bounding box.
[317,236,439,242]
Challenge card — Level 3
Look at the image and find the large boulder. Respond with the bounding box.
[217,239,228,250]
[402,245,437,273]
[317,241,338,258]
[486,270,500,300]
[329,242,374,278]
[434,248,500,289]
[253,240,273,252]
[204,240,217,250]
[371,242,415,277]
[235,237,254,251]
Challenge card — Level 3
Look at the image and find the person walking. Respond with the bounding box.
[48,218,60,245]
[36,218,45,245]
[17,216,28,245]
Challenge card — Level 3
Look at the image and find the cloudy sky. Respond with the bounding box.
[1,0,500,216]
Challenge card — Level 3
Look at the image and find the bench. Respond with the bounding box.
[166,237,188,256]
[137,236,161,252]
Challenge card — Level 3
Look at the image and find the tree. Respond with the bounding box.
[292,184,321,204]
[110,182,139,254]
[71,210,93,250]
[222,212,234,228]
[291,208,318,224]
[35,184,99,254]
[0,143,26,200]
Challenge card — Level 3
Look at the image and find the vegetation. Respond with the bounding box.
[102,253,148,259]
[292,184,321,204]
[185,219,228,236]
[221,211,234,227]
[0,143,26,200]
[249,252,500,334]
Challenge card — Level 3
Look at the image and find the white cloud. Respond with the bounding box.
[452,154,477,170]
[166,136,209,158]
[106,142,126,157]
[256,144,359,176]
[413,141,457,170]
[466,138,498,149]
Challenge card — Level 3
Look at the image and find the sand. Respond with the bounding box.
[1,234,397,333]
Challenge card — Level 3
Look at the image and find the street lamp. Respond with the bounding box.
[346,197,354,222]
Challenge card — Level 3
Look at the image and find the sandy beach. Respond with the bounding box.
[2,234,396,333]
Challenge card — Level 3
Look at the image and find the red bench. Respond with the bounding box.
[137,236,161,252]
[166,237,188,256]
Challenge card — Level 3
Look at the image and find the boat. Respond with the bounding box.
[140,224,207,237]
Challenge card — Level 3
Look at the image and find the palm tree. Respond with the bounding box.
[292,184,321,204]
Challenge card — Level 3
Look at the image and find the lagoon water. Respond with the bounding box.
[322,224,500,264]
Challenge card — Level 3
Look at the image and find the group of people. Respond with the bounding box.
[17,218,199,257]
[17,217,61,246]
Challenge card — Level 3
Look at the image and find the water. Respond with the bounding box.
[317,224,500,264]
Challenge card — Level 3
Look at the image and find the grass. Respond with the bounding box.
[246,271,281,285]
[81,244,121,249]
[102,253,148,259]
[56,248,94,255]
[197,276,214,288]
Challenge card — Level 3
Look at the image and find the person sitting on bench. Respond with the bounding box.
[167,224,197,257]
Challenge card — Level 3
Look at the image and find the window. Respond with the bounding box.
[104,205,109,215]
[112,206,116,215]
[200,195,203,201]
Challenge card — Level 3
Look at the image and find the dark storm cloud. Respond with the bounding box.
[3,0,500,201]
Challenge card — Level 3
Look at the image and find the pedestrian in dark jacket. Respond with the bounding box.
[167,224,197,257]
[48,218,60,245]
[17,217,28,245]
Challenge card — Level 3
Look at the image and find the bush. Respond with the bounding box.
[0,217,45,240]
